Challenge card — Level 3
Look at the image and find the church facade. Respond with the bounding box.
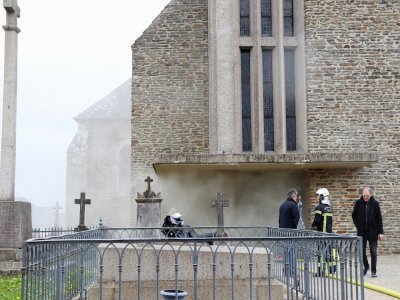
[132,0,399,253]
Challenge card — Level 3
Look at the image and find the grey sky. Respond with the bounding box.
[0,0,170,208]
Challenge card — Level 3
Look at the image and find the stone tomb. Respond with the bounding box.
[86,243,285,300]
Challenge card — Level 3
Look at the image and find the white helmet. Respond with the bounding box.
[170,212,183,225]
[316,188,330,205]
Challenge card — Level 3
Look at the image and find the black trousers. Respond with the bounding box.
[362,237,378,273]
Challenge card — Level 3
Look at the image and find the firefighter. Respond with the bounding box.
[312,188,336,276]
[312,188,333,233]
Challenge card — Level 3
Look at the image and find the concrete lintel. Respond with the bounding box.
[153,152,378,172]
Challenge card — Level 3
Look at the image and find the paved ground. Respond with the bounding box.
[362,254,400,299]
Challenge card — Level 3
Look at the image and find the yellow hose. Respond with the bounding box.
[325,272,400,299]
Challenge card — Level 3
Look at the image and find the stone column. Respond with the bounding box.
[0,0,32,273]
[0,0,19,201]
[135,176,162,238]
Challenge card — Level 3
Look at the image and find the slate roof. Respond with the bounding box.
[74,78,131,121]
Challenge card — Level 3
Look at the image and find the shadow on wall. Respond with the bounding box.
[156,169,310,227]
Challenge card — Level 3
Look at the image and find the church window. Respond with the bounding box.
[241,49,252,151]
[263,49,274,151]
[261,0,272,36]
[240,0,251,36]
[285,48,296,151]
[283,0,294,36]
[238,0,306,153]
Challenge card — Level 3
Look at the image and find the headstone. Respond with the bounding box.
[135,176,162,237]
[74,193,91,231]
[211,192,229,236]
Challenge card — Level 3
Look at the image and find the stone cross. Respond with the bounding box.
[0,0,21,201]
[52,201,62,228]
[211,192,229,235]
[74,192,91,231]
[145,176,153,190]
[143,176,156,198]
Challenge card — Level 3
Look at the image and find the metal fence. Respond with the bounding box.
[32,227,98,238]
[21,227,364,300]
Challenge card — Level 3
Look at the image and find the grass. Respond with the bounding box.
[0,275,21,300]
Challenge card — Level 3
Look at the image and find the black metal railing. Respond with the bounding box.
[21,227,364,300]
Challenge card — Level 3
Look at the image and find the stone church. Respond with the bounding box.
[66,79,131,227]
[131,0,399,253]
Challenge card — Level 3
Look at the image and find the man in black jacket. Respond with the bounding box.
[278,188,300,283]
[279,188,300,229]
[352,187,384,278]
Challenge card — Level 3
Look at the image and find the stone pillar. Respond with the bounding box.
[0,0,20,201]
[208,0,239,154]
[0,0,32,273]
[135,176,162,238]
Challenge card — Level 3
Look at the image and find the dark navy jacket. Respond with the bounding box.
[279,198,300,229]
[352,196,384,241]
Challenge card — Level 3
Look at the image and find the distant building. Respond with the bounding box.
[131,0,399,253]
[65,79,131,227]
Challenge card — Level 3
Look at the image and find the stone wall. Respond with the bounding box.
[131,0,400,252]
[131,0,209,190]
[305,0,400,253]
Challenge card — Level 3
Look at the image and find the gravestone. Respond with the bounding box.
[135,176,162,237]
[211,192,229,236]
[74,192,91,231]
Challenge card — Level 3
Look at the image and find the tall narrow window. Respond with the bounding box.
[261,0,272,36]
[240,0,250,36]
[241,49,252,151]
[262,49,274,151]
[285,49,296,151]
[283,0,294,36]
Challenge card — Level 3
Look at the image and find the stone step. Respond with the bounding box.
[0,261,22,275]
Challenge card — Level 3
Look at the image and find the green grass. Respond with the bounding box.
[0,275,21,300]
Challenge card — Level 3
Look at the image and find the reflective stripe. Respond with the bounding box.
[322,213,333,232]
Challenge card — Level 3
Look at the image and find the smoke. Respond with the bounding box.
[154,169,309,227]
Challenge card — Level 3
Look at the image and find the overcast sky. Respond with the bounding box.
[0,0,170,208]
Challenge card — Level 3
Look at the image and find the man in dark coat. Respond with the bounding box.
[278,188,300,283]
[352,187,384,278]
[279,188,300,229]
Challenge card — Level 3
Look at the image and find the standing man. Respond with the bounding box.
[312,188,335,276]
[279,188,300,229]
[352,187,384,278]
[279,188,300,285]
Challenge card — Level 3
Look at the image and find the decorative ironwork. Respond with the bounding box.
[21,226,365,300]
